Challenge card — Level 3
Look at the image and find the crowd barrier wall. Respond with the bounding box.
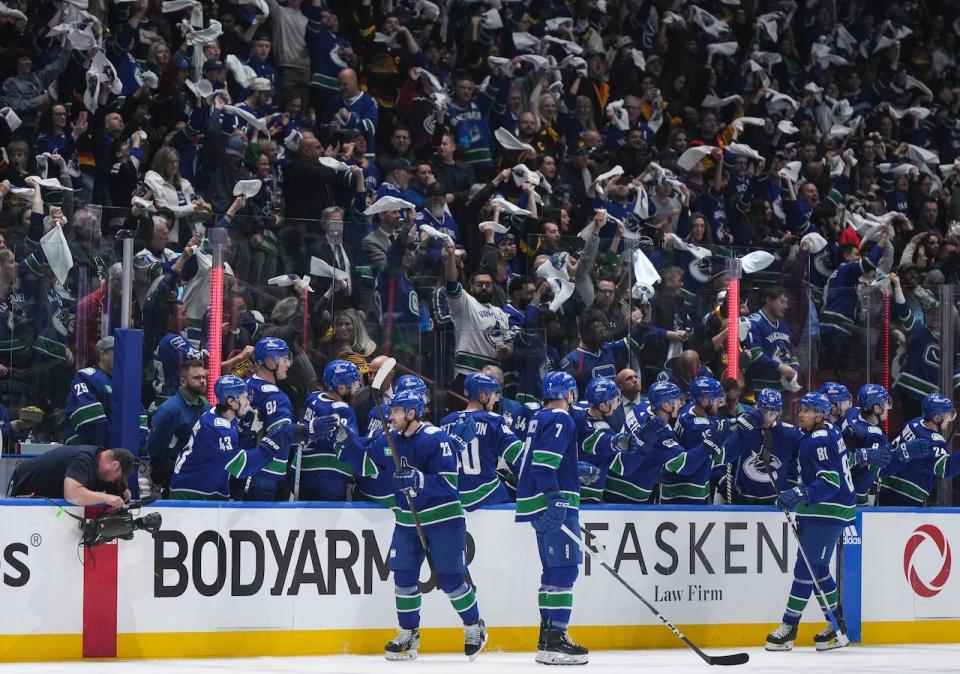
[0,501,957,661]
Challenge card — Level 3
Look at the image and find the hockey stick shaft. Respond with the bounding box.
[760,434,842,633]
[561,525,748,666]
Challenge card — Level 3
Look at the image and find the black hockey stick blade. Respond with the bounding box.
[706,652,750,666]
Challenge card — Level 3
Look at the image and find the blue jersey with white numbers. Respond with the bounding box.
[604,408,685,503]
[170,409,278,499]
[439,409,522,510]
[302,392,358,487]
[341,423,465,529]
[64,367,147,448]
[515,407,580,522]
[724,420,802,504]
[794,422,856,524]
[883,418,952,505]
[245,375,294,482]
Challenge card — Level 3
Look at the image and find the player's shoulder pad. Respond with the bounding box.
[811,429,829,439]
[422,425,441,435]
[261,384,279,393]
[79,367,95,376]
[214,417,231,428]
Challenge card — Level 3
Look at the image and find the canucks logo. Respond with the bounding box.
[742,450,781,483]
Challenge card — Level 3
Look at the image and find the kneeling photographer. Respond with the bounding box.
[6,446,136,508]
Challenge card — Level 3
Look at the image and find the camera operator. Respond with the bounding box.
[7,446,136,507]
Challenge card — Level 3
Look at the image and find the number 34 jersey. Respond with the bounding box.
[439,409,523,510]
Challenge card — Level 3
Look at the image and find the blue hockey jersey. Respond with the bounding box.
[153,332,204,400]
[794,422,856,524]
[893,298,960,401]
[821,244,883,338]
[745,310,798,390]
[302,392,358,487]
[573,406,625,503]
[169,409,280,499]
[604,407,684,503]
[841,407,888,505]
[439,409,522,509]
[515,407,580,521]
[64,367,147,448]
[882,417,956,505]
[724,420,802,504]
[340,423,465,528]
[245,375,294,482]
[659,403,721,504]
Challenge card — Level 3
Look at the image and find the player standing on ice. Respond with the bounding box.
[439,372,523,510]
[323,388,488,661]
[766,392,852,652]
[515,371,590,665]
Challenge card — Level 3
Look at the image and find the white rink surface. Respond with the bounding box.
[3,645,960,674]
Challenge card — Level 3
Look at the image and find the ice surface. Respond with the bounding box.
[2,645,959,674]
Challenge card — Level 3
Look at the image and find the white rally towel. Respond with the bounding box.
[544,35,583,55]
[268,273,313,291]
[309,258,349,282]
[233,179,262,198]
[479,221,510,234]
[0,107,20,132]
[318,156,351,172]
[223,105,269,133]
[494,127,535,153]
[364,195,416,216]
[225,54,257,89]
[740,250,775,274]
[677,146,717,171]
[701,94,740,108]
[726,142,763,161]
[512,32,541,52]
[801,232,828,254]
[732,116,766,132]
[706,41,739,57]
[491,196,533,217]
[511,164,541,187]
[632,247,661,288]
[40,224,74,285]
[777,120,799,135]
[546,277,575,313]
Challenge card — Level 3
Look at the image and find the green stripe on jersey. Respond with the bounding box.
[515,490,580,516]
[395,500,464,527]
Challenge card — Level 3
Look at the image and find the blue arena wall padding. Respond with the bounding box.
[110,328,144,499]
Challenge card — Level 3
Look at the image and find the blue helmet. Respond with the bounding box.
[542,371,578,401]
[585,377,620,408]
[798,392,831,416]
[922,393,954,421]
[647,381,683,409]
[254,337,289,365]
[214,374,248,403]
[464,372,501,399]
[819,382,852,406]
[395,374,428,402]
[689,376,724,405]
[323,359,362,391]
[390,389,425,417]
[857,384,890,413]
[756,388,783,413]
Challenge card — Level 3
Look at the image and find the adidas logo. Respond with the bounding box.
[842,524,862,545]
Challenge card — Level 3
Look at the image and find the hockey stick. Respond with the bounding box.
[760,434,845,637]
[292,442,303,501]
[561,524,749,666]
[371,357,435,573]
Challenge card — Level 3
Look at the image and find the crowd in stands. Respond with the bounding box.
[0,0,959,503]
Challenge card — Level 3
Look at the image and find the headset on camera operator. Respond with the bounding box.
[7,445,136,508]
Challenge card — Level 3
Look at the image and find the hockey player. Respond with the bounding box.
[842,384,896,505]
[820,382,852,425]
[660,376,727,504]
[169,375,283,500]
[515,371,589,665]
[439,373,523,510]
[724,389,802,504]
[243,337,295,501]
[326,389,488,661]
[879,393,954,506]
[766,392,853,652]
[605,382,720,504]
[64,337,148,447]
[300,360,363,500]
[576,377,636,503]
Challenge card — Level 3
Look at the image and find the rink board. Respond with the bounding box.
[0,501,958,661]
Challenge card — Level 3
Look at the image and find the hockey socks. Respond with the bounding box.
[444,580,480,625]
[538,584,574,629]
[395,585,422,629]
[782,573,839,626]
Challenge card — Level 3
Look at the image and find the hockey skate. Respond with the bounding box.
[765,623,797,651]
[384,627,420,661]
[536,623,588,665]
[464,619,488,660]
[814,623,850,651]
